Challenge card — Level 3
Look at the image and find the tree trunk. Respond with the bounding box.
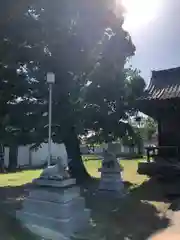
[63,126,90,183]
[137,143,142,156]
[137,138,143,156]
[0,144,5,173]
[8,144,18,172]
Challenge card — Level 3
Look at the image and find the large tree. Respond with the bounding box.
[0,1,145,179]
[27,0,143,181]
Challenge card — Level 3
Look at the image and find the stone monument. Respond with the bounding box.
[16,156,90,240]
[98,147,124,196]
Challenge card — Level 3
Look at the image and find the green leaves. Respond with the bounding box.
[0,0,145,149]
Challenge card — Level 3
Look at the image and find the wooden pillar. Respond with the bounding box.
[158,120,162,146]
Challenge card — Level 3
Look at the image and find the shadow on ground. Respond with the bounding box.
[0,183,33,210]
[0,184,40,240]
[130,178,170,203]
[0,177,172,240]
[81,178,170,240]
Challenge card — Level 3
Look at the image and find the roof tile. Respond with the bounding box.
[139,67,180,100]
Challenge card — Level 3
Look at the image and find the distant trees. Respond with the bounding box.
[122,115,158,155]
[83,68,145,144]
[143,117,158,142]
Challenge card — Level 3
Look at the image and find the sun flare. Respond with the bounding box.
[118,0,161,31]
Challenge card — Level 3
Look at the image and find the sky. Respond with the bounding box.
[122,0,180,84]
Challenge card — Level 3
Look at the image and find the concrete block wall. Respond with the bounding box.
[4,143,67,168]
[31,143,67,167]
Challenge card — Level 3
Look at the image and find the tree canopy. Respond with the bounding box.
[0,1,145,177]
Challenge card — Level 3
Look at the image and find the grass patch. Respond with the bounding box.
[0,170,42,187]
[0,158,147,187]
[84,158,148,185]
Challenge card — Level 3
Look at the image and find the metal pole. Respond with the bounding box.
[48,83,52,166]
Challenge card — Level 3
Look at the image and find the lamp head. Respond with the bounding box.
[47,72,55,84]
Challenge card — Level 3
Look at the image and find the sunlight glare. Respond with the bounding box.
[118,0,161,31]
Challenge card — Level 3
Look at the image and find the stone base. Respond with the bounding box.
[25,224,69,240]
[23,196,85,219]
[98,190,126,199]
[99,179,124,191]
[98,168,122,173]
[99,172,124,195]
[100,172,123,181]
[27,186,80,203]
[16,178,90,239]
[17,208,90,236]
[33,178,76,187]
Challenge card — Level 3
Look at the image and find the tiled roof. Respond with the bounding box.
[139,67,180,100]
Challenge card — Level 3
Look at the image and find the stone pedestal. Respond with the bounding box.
[16,178,90,240]
[99,169,124,193]
[98,150,124,196]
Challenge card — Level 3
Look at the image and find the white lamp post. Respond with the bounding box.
[47,72,55,166]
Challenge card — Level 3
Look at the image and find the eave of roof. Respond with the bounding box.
[139,67,180,101]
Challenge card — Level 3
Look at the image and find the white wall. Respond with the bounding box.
[121,146,130,153]
[3,142,139,168]
[4,147,9,168]
[3,143,67,167]
[81,143,137,155]
[80,145,89,154]
[94,146,103,154]
[18,146,30,167]
[31,143,67,166]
